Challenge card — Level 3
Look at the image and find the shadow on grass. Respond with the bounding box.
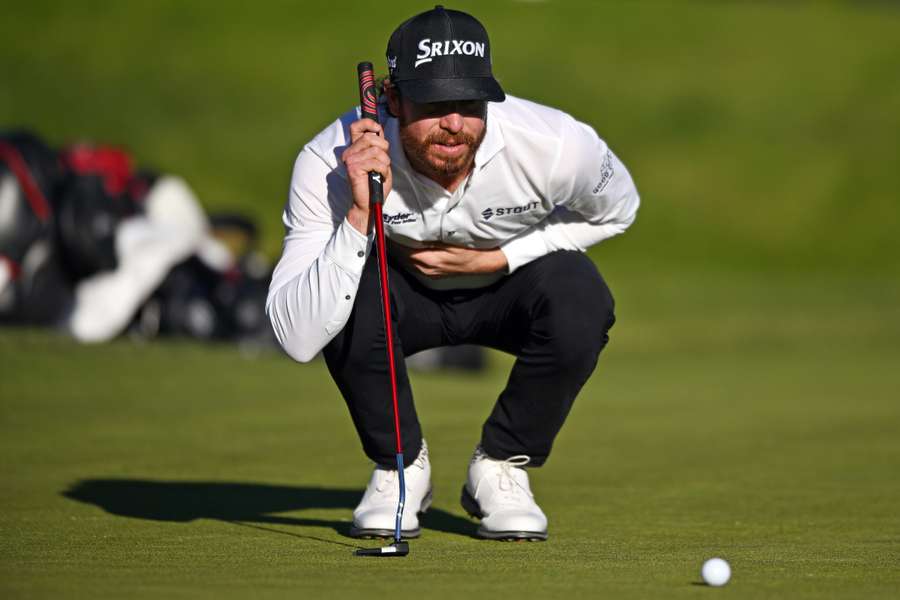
[62,479,477,546]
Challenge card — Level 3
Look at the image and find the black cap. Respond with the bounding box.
[386,6,505,104]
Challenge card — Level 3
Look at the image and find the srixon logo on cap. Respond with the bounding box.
[415,38,486,68]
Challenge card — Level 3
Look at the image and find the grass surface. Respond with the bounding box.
[2,273,899,598]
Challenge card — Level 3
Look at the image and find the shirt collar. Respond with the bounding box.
[474,105,505,170]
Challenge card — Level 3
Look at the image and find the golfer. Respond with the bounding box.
[267,5,639,541]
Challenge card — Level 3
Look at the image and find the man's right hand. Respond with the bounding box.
[341,118,393,235]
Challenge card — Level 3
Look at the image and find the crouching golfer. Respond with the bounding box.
[267,6,639,541]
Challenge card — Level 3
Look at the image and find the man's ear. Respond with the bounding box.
[384,81,401,118]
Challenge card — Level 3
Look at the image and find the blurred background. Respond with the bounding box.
[1,1,899,597]
[4,1,899,270]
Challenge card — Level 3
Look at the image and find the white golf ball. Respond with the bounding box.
[701,557,731,587]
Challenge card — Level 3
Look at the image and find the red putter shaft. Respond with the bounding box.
[356,61,402,457]
[373,202,403,456]
[354,61,409,556]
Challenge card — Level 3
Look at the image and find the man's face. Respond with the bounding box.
[389,90,487,185]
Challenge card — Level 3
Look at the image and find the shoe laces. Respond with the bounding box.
[474,452,533,505]
[413,440,429,470]
[374,469,398,494]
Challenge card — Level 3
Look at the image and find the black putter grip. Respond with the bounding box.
[357,62,384,205]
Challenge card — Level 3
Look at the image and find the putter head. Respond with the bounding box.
[354,541,409,557]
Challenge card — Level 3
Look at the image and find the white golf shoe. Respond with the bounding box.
[350,440,433,538]
[460,446,548,541]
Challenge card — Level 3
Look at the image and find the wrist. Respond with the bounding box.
[347,205,372,235]
[482,248,508,274]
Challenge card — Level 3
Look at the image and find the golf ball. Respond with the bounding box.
[701,557,731,587]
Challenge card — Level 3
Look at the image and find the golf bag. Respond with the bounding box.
[55,144,155,280]
[0,131,71,324]
[131,214,275,346]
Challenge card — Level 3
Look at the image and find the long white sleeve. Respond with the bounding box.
[265,145,373,362]
[266,97,639,355]
[500,115,640,273]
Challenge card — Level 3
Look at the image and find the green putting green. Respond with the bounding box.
[2,272,898,598]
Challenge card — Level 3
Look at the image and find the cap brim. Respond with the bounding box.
[395,77,505,104]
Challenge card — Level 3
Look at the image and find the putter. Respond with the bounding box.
[353,62,409,559]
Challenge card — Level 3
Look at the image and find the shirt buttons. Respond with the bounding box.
[345,295,351,300]
[357,251,364,258]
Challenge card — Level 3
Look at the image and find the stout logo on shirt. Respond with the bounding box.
[481,202,539,221]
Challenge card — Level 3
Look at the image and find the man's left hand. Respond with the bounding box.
[389,241,508,278]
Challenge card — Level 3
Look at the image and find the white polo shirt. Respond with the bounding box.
[267,95,640,362]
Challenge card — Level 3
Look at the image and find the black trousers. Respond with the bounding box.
[322,250,615,468]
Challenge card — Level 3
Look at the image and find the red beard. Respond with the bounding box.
[399,121,486,183]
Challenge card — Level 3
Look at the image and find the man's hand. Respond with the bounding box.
[389,241,509,278]
[341,119,393,235]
